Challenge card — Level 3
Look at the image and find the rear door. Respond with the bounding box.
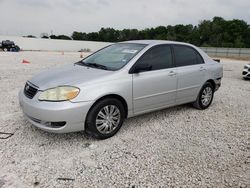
[172,45,206,104]
[131,45,177,114]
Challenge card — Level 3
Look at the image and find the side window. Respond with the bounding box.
[136,45,173,71]
[173,45,204,67]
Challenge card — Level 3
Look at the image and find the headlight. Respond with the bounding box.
[38,86,80,101]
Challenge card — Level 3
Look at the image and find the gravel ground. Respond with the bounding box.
[0,52,249,188]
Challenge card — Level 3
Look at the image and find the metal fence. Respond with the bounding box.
[201,47,250,58]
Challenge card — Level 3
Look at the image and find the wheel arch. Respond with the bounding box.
[86,94,128,121]
[196,79,216,101]
[205,79,216,90]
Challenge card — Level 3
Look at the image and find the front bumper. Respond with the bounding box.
[19,90,93,133]
[214,78,222,91]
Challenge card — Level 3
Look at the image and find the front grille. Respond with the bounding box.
[24,82,38,99]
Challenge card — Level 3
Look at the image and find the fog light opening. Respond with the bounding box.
[50,122,66,128]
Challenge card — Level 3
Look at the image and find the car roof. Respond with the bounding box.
[120,40,212,63]
[120,40,192,46]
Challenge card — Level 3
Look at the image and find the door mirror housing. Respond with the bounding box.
[130,63,152,74]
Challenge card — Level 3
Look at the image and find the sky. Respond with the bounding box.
[0,0,249,37]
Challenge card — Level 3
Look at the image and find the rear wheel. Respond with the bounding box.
[85,98,125,139]
[193,82,214,110]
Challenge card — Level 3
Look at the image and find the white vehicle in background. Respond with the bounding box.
[242,64,250,80]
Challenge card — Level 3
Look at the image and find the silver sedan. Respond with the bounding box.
[19,40,223,139]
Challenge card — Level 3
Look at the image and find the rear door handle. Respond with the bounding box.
[200,66,206,71]
[168,71,177,76]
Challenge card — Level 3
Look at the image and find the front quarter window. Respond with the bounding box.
[83,43,146,70]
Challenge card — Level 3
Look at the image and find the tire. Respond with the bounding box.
[85,98,125,139]
[193,82,214,110]
[14,45,20,52]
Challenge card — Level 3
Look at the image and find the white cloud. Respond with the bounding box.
[0,0,249,36]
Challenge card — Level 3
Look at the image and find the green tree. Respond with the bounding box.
[50,35,71,40]
[69,17,250,48]
[99,28,119,42]
[72,31,88,40]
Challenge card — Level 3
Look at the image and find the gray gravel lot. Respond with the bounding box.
[0,52,249,187]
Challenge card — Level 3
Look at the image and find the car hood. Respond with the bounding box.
[29,63,113,90]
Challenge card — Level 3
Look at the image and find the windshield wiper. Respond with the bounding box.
[74,61,89,66]
[75,61,109,70]
[87,63,108,70]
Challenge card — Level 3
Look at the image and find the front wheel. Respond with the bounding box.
[193,82,214,110]
[85,98,125,139]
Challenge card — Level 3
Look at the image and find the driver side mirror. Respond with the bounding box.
[130,63,152,74]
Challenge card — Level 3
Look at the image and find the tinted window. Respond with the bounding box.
[196,51,204,64]
[136,45,173,71]
[173,45,203,67]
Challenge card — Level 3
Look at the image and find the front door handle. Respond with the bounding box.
[168,71,177,76]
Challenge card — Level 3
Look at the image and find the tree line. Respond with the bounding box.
[25,17,250,48]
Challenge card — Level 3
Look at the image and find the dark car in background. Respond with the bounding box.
[0,40,20,52]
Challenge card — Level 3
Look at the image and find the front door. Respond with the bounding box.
[131,45,177,114]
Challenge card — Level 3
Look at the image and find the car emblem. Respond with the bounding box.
[25,85,30,90]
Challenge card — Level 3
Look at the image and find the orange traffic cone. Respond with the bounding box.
[80,52,83,58]
[22,59,30,64]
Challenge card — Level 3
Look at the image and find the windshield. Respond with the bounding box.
[82,43,147,71]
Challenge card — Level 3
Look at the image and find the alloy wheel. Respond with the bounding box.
[95,105,121,134]
[201,87,213,106]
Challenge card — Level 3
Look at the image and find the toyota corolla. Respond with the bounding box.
[19,40,223,139]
